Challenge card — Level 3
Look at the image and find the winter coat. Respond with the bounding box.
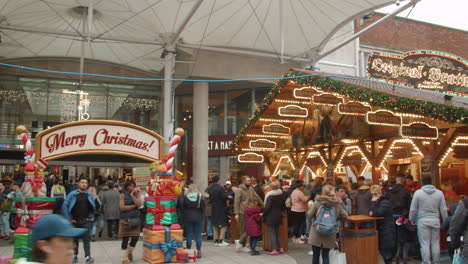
[244,206,262,237]
[384,183,412,217]
[409,185,447,227]
[62,189,96,221]
[100,186,120,220]
[179,192,205,223]
[342,197,352,215]
[354,185,371,215]
[371,197,397,250]
[309,184,323,201]
[263,190,285,226]
[254,184,265,201]
[234,184,263,215]
[291,188,309,212]
[207,183,229,226]
[308,195,348,248]
[449,198,468,258]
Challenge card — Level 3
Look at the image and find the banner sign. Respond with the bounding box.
[35,120,164,161]
[366,110,402,127]
[293,86,322,100]
[338,101,371,116]
[262,123,290,135]
[238,152,264,163]
[400,122,438,140]
[342,155,363,166]
[368,51,468,96]
[278,105,308,117]
[133,166,152,186]
[313,93,344,106]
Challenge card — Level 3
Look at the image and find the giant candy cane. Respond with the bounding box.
[16,125,35,171]
[163,128,185,173]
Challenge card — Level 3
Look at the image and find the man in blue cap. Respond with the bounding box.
[16,214,87,264]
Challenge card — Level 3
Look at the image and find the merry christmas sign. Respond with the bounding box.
[35,120,164,161]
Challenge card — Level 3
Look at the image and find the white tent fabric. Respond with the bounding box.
[0,0,397,72]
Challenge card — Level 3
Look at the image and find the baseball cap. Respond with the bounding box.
[225,181,232,185]
[31,214,87,244]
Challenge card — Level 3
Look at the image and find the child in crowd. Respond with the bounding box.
[244,198,263,255]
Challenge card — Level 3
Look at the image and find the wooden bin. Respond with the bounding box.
[262,215,288,251]
[340,215,381,264]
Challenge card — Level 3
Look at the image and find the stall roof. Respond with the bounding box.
[232,69,468,154]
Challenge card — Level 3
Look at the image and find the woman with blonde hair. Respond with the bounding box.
[263,181,286,255]
[179,183,205,256]
[308,184,348,264]
[369,185,396,264]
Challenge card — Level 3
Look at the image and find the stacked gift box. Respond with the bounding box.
[142,164,193,263]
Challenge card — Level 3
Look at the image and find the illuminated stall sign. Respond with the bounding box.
[366,110,402,126]
[249,139,276,151]
[368,51,468,96]
[313,93,344,106]
[238,152,264,163]
[307,157,323,166]
[293,86,322,100]
[342,155,363,166]
[262,123,290,135]
[338,101,371,116]
[400,122,438,140]
[278,105,308,117]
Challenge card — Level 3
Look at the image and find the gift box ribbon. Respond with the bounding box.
[17,208,53,227]
[143,226,183,262]
[147,204,176,224]
[26,173,44,197]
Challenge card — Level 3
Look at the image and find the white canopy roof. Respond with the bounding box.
[0,0,400,73]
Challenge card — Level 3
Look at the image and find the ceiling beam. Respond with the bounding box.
[169,0,204,48]
[0,24,165,46]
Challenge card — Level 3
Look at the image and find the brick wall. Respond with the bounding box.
[357,13,468,59]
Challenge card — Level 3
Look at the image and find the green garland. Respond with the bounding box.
[231,70,468,151]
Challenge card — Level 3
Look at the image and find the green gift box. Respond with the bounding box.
[145,196,178,225]
[13,227,31,260]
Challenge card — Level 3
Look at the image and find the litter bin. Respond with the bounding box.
[340,215,381,264]
[262,214,289,251]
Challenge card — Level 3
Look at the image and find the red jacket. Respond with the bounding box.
[244,207,262,237]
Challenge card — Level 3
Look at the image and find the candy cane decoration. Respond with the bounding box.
[16,125,35,171]
[163,128,185,173]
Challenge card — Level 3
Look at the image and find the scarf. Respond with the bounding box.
[264,189,283,204]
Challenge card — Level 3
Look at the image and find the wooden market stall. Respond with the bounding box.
[232,69,468,193]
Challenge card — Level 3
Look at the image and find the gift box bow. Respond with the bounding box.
[26,173,44,197]
[144,226,183,262]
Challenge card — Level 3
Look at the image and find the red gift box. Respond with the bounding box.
[15,197,55,228]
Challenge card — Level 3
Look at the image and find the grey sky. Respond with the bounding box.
[379,0,468,31]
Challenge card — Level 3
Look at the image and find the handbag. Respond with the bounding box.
[327,250,346,264]
[452,248,462,264]
[127,217,140,229]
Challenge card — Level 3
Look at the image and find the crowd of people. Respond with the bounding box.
[0,172,467,264]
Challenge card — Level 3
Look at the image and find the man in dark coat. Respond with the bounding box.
[385,175,413,263]
[207,176,230,246]
[370,185,396,264]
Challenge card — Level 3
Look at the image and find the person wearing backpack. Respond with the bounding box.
[369,185,397,264]
[308,184,348,264]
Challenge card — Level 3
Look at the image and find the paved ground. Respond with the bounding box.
[0,236,451,264]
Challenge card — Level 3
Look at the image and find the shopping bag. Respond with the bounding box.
[452,248,462,264]
[329,249,346,264]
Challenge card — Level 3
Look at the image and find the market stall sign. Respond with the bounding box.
[400,122,438,140]
[392,148,412,160]
[249,139,276,151]
[278,105,308,117]
[368,51,468,96]
[262,123,290,135]
[366,110,402,126]
[35,120,164,161]
[238,152,264,163]
[453,146,468,159]
[313,93,344,106]
[306,157,324,166]
[342,155,363,166]
[293,86,322,100]
[338,101,371,116]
